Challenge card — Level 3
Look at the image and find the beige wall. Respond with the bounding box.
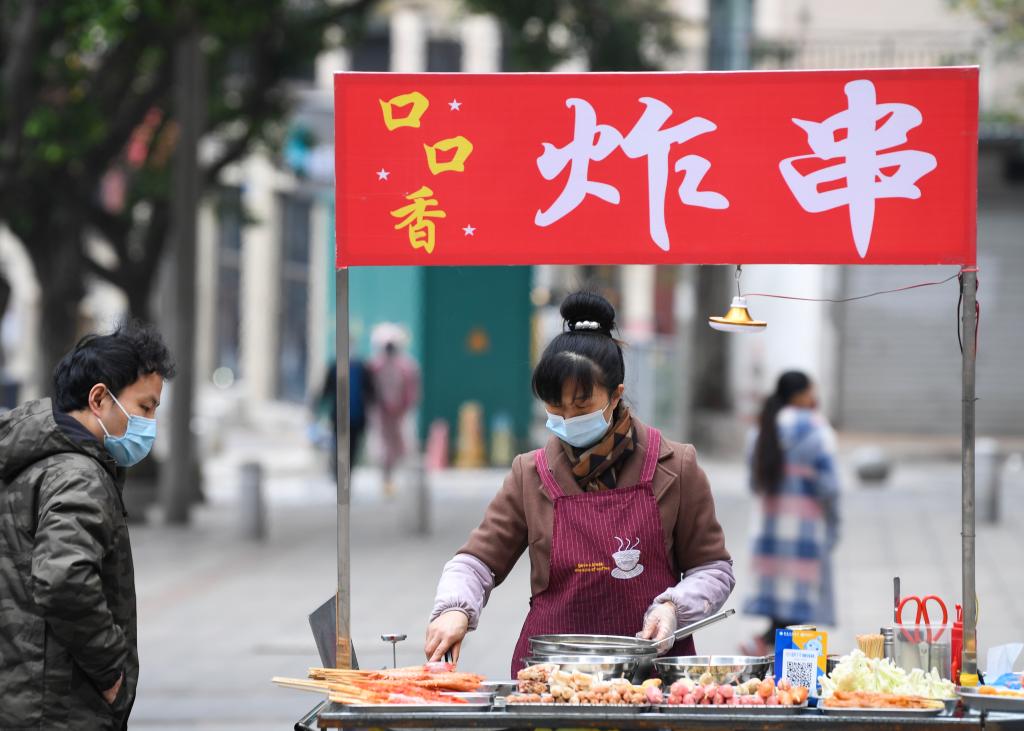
[757,0,983,36]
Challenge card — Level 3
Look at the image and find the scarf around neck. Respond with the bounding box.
[561,405,636,492]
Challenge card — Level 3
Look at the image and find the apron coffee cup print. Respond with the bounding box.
[572,537,645,580]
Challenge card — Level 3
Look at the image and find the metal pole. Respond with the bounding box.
[162,27,202,524]
[960,269,978,683]
[336,268,352,668]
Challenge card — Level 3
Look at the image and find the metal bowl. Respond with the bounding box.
[524,654,639,680]
[654,655,774,685]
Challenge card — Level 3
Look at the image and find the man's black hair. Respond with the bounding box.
[53,320,176,412]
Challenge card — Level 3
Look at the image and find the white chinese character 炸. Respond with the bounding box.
[535,97,728,251]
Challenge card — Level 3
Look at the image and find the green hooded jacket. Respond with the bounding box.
[0,399,137,730]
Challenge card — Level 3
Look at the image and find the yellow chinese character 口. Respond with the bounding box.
[380,91,429,131]
[390,186,447,254]
[424,135,474,174]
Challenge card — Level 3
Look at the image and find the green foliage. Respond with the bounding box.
[0,0,374,327]
[462,0,682,71]
[951,0,1024,45]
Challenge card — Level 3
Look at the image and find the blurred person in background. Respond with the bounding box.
[0,321,175,730]
[741,371,840,655]
[424,291,734,674]
[316,355,375,474]
[369,324,420,497]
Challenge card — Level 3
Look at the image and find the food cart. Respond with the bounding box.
[298,65,1019,729]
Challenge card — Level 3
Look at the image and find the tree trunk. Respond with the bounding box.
[124,277,153,325]
[28,212,87,396]
[0,270,11,372]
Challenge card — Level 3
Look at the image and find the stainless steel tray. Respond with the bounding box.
[441,692,494,703]
[960,691,1024,714]
[657,702,807,714]
[819,704,944,717]
[338,702,491,713]
[502,703,651,715]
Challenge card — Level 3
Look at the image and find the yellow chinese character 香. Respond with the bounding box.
[390,186,447,253]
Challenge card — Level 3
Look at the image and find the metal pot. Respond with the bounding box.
[528,610,737,683]
[654,655,774,686]
[528,636,657,680]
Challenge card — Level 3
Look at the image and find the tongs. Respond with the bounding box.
[639,608,736,653]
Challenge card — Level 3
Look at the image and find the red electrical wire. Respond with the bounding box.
[743,271,960,304]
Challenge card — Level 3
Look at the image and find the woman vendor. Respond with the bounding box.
[424,291,734,676]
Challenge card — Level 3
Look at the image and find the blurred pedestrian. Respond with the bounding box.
[316,356,375,474]
[369,324,420,497]
[741,371,840,655]
[0,321,175,730]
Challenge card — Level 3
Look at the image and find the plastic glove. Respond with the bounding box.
[639,601,677,655]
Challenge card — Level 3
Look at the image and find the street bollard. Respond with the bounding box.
[414,452,431,537]
[239,461,267,541]
[977,438,1003,525]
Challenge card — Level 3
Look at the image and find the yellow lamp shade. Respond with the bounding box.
[708,296,767,333]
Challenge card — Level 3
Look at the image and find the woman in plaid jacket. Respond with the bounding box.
[741,371,840,655]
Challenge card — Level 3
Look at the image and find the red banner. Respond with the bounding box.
[334,68,977,268]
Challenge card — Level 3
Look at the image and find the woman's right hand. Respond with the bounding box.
[425,610,469,663]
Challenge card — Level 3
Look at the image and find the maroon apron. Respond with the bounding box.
[510,428,696,675]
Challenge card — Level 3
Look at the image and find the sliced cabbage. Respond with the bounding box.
[819,650,956,699]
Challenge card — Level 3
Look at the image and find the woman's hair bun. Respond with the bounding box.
[561,291,616,334]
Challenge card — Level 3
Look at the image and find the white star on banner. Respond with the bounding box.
[462,224,476,236]
[376,168,390,181]
[449,99,462,111]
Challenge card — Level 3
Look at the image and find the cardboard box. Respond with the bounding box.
[775,628,828,697]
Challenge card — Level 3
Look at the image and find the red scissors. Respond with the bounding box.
[897,595,949,643]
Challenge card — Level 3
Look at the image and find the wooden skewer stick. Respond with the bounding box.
[272,677,332,693]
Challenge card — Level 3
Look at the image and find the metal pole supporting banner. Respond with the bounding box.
[336,268,353,669]
[960,269,978,682]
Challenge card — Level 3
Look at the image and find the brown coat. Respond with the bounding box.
[460,419,731,596]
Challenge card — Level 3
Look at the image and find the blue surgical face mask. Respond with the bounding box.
[545,401,613,448]
[97,389,157,467]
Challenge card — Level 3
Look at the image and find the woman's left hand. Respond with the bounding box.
[639,601,678,655]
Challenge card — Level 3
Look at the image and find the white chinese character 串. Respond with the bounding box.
[535,97,727,251]
[621,97,728,251]
[779,79,938,258]
[535,98,623,227]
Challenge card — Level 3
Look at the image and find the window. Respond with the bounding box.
[427,38,461,72]
[215,187,243,380]
[277,194,311,401]
[350,29,390,71]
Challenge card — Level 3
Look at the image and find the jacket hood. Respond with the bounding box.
[0,398,115,481]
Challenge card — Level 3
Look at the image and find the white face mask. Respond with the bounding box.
[545,401,613,448]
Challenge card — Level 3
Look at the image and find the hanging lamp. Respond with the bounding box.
[708,266,767,333]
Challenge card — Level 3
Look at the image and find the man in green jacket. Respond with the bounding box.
[0,321,174,730]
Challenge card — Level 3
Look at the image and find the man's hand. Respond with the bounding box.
[102,673,123,705]
[425,610,470,663]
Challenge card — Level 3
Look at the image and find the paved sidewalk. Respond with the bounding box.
[128,436,1024,730]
